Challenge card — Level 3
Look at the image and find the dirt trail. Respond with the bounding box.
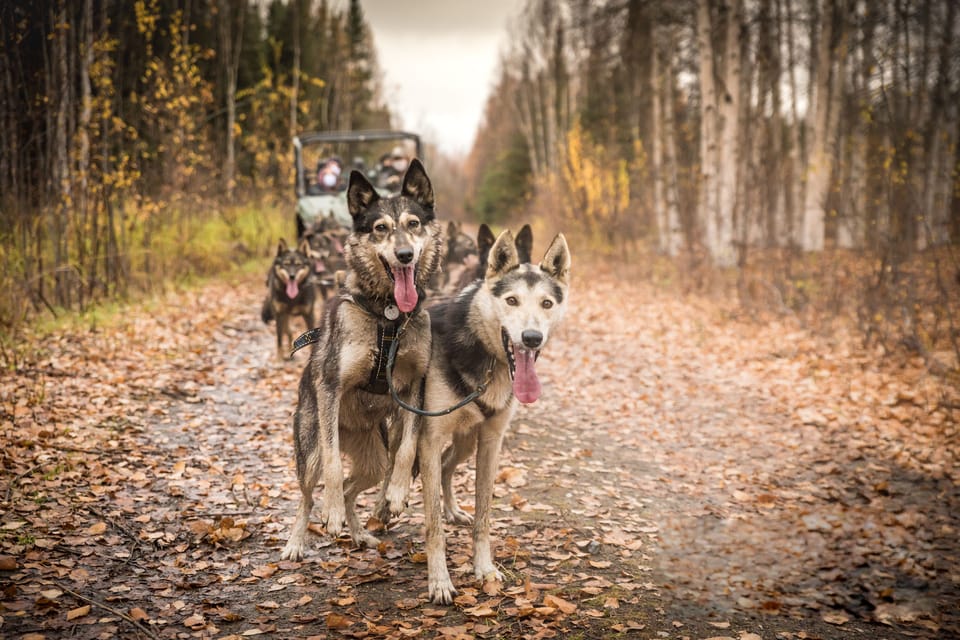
[2,263,957,639]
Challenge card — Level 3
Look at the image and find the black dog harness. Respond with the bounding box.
[291,289,425,396]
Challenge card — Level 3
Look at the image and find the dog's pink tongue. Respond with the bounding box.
[392,265,418,313]
[512,346,541,404]
[314,260,325,272]
[285,279,299,300]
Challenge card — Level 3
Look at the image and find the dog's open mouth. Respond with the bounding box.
[501,328,541,404]
[380,257,418,313]
[283,271,301,300]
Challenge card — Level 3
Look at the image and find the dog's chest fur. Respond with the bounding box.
[428,286,516,426]
[309,296,430,429]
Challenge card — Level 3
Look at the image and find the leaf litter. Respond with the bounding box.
[1,264,956,639]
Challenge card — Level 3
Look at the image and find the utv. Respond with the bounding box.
[293,129,423,238]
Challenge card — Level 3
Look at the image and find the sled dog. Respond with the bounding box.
[417,227,571,603]
[280,159,442,557]
[261,238,317,361]
[302,221,348,301]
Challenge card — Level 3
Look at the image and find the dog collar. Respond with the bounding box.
[351,288,426,320]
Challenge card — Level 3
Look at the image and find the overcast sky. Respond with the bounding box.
[360,0,520,158]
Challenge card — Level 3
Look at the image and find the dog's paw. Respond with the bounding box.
[351,530,381,549]
[321,503,346,538]
[428,576,458,605]
[444,502,474,526]
[474,563,504,584]
[373,498,394,526]
[280,537,306,561]
[384,482,409,516]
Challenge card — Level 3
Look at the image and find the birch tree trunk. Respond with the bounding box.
[651,33,668,254]
[718,0,744,262]
[697,0,720,261]
[697,0,741,267]
[784,0,804,247]
[800,0,847,252]
[661,27,683,256]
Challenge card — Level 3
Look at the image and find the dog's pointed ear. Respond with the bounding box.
[486,229,519,280]
[400,158,435,217]
[540,233,570,284]
[476,224,496,272]
[297,237,311,255]
[347,170,379,219]
[515,224,533,263]
[446,220,458,238]
[277,238,288,256]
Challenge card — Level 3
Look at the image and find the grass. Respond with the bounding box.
[0,197,292,348]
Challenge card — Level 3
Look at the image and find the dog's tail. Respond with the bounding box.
[260,296,275,324]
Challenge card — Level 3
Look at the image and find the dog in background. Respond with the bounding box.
[280,159,443,558]
[302,222,348,301]
[446,223,532,292]
[415,226,571,603]
[261,238,317,360]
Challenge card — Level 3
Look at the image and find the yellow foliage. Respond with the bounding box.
[557,120,631,249]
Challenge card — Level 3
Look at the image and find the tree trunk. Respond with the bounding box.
[697,0,719,261]
[53,0,71,306]
[918,0,956,249]
[661,27,683,256]
[800,0,847,252]
[77,0,95,306]
[697,0,741,267]
[220,0,244,201]
[784,0,803,247]
[290,0,301,151]
[839,0,874,249]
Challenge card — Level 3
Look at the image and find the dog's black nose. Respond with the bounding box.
[521,330,543,349]
[396,247,414,264]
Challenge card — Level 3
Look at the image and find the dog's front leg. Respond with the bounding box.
[441,429,478,525]
[317,386,346,538]
[276,313,288,361]
[472,413,509,584]
[380,403,418,519]
[421,422,457,604]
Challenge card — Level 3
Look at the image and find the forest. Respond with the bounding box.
[2,0,958,362]
[1,1,959,638]
[0,0,394,321]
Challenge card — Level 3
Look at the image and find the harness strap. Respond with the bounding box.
[291,327,322,354]
[360,321,399,395]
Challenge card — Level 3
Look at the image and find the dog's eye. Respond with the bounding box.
[408,219,420,229]
[374,223,389,233]
[541,299,554,309]
[505,296,519,306]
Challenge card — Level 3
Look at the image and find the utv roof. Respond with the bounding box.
[293,130,422,159]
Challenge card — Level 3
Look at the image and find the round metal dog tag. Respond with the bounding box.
[384,304,400,320]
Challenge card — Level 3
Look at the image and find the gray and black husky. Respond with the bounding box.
[281,159,442,558]
[415,227,571,603]
[261,238,317,361]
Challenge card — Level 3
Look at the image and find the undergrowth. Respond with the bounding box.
[0,197,292,343]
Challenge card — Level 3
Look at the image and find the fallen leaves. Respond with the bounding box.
[1,263,956,640]
[66,604,91,620]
